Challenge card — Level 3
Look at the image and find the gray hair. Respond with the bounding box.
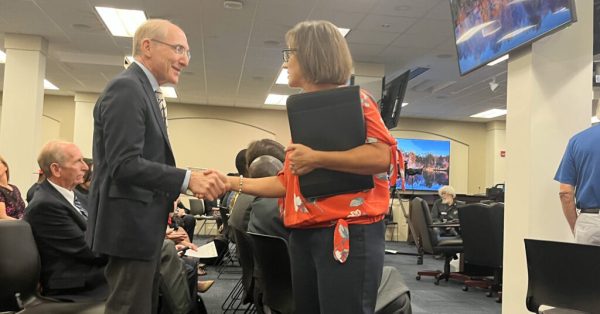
[37,140,70,177]
[285,20,353,85]
[132,19,171,57]
[248,155,283,178]
[438,185,456,198]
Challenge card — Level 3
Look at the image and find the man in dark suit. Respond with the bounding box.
[25,141,107,301]
[88,19,228,313]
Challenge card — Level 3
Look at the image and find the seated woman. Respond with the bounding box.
[431,185,464,237]
[0,155,25,220]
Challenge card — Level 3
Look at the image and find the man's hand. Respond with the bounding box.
[559,183,577,235]
[286,143,319,176]
[166,228,188,243]
[189,169,229,200]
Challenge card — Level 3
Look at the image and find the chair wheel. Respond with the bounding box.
[486,291,493,297]
[462,286,469,291]
[416,275,421,280]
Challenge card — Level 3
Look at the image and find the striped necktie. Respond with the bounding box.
[73,195,88,219]
[155,90,168,127]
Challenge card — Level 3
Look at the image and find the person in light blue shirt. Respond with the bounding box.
[555,124,600,244]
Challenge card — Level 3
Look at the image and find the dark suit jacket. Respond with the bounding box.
[24,180,107,300]
[247,197,289,240]
[88,62,186,260]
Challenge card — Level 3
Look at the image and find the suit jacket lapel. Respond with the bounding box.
[42,180,87,230]
[130,64,173,153]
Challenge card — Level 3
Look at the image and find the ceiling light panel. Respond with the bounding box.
[0,50,5,63]
[264,94,288,105]
[44,79,59,90]
[276,69,288,85]
[96,7,147,37]
[470,109,507,119]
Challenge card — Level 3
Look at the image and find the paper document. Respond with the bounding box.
[185,241,218,259]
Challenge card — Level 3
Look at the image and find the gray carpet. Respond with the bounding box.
[193,236,501,314]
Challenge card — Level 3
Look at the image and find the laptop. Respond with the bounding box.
[286,85,374,198]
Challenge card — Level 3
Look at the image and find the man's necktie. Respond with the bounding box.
[73,195,88,219]
[155,90,168,127]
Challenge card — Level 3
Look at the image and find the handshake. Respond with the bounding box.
[187,169,230,200]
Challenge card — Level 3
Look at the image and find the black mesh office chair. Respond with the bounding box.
[411,197,463,285]
[0,220,105,313]
[458,202,503,300]
[248,232,294,314]
[525,239,600,313]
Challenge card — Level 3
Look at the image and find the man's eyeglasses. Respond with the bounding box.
[282,48,297,62]
[151,39,191,60]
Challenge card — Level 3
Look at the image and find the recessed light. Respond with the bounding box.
[338,27,351,37]
[265,94,289,105]
[44,79,59,90]
[276,68,288,85]
[160,86,178,98]
[470,108,506,119]
[381,24,391,28]
[0,50,5,63]
[487,54,509,66]
[95,7,147,37]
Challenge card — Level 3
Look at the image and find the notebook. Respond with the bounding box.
[286,85,374,198]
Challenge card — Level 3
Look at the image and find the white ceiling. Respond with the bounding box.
[0,0,511,122]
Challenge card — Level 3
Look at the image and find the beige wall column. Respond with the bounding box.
[485,121,506,188]
[73,92,98,158]
[502,0,592,312]
[0,34,47,192]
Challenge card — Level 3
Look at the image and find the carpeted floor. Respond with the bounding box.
[193,236,501,314]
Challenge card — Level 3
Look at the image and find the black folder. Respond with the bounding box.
[286,85,374,199]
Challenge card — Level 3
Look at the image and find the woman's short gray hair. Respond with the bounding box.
[438,185,456,198]
[285,20,353,85]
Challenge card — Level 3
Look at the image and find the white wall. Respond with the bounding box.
[0,93,497,195]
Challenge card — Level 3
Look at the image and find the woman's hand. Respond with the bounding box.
[286,144,320,176]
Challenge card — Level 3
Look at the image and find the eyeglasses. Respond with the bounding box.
[151,39,191,60]
[282,48,297,62]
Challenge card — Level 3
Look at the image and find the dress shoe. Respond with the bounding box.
[197,280,214,293]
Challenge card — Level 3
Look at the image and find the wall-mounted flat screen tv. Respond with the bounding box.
[450,0,576,75]
[397,138,450,191]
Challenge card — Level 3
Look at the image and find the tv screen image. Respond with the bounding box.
[397,138,450,191]
[450,0,576,75]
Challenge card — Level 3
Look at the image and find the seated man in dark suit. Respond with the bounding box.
[24,141,107,300]
[25,141,203,313]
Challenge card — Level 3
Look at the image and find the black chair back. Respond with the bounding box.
[525,239,600,313]
[232,228,255,303]
[0,220,40,304]
[247,232,293,314]
[189,199,205,216]
[410,197,435,253]
[458,202,504,268]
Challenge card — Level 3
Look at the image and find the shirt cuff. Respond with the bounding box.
[180,169,191,193]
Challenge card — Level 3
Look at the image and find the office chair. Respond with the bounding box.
[411,197,463,285]
[247,232,294,314]
[0,220,105,313]
[525,239,600,313]
[458,203,503,301]
[374,266,412,314]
